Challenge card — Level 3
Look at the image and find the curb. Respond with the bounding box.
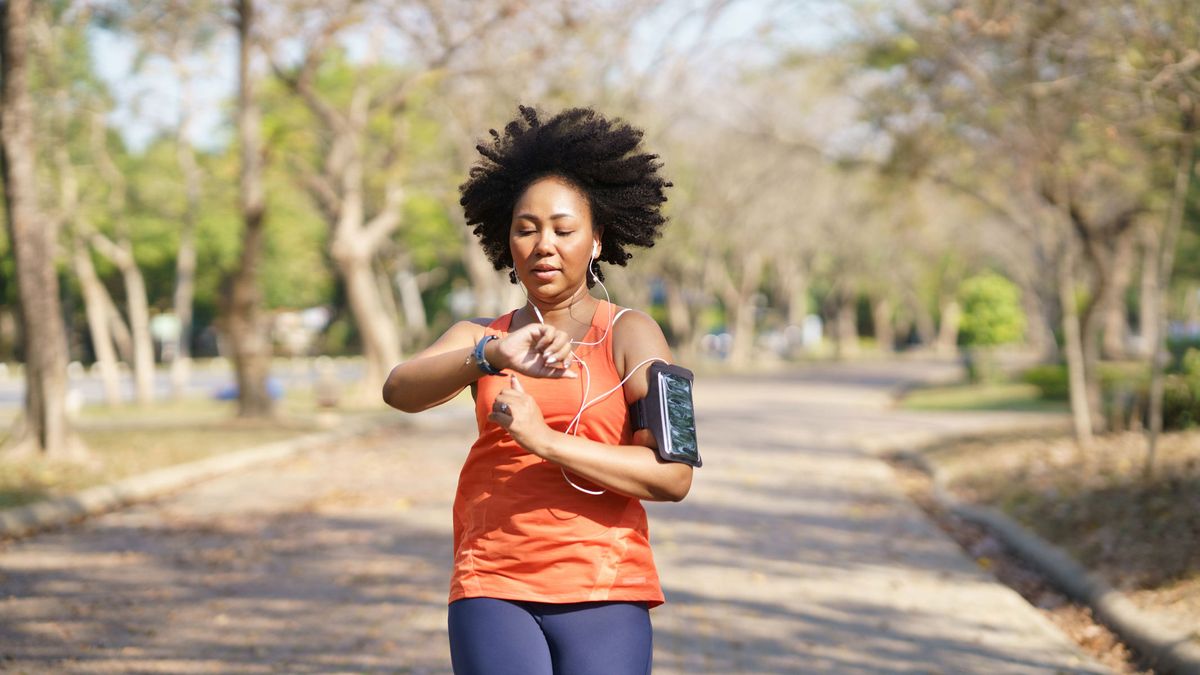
[0,413,406,541]
[877,437,1200,675]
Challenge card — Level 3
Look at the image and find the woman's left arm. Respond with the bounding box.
[488,311,693,502]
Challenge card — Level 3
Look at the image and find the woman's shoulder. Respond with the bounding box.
[611,306,662,337]
[611,306,670,362]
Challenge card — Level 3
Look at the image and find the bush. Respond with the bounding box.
[1168,335,1200,367]
[1163,375,1200,429]
[1182,348,1200,378]
[958,273,1026,347]
[1021,361,1200,430]
[1022,364,1069,400]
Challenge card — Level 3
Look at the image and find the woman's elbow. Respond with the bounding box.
[381,374,419,413]
[650,467,693,502]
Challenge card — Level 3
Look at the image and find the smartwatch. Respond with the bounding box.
[472,335,504,375]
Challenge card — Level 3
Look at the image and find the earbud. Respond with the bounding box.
[592,242,599,259]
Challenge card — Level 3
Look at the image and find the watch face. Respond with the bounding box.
[657,370,699,465]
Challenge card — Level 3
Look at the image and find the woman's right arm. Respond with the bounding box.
[381,320,487,412]
[383,318,579,413]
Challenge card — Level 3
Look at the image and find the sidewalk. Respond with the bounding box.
[0,360,1106,673]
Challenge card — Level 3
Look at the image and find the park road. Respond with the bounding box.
[0,360,1107,673]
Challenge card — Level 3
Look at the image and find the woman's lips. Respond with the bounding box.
[531,268,559,282]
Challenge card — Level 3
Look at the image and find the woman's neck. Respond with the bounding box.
[523,286,599,332]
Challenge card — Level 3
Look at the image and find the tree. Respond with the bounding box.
[845,0,1166,447]
[87,111,158,405]
[1,0,75,457]
[261,0,538,400]
[117,0,225,396]
[221,0,273,417]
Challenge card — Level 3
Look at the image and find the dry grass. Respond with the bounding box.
[915,429,1200,648]
[0,392,392,510]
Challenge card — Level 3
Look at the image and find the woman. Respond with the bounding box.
[383,105,692,675]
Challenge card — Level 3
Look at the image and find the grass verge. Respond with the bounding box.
[0,393,391,510]
[899,381,1071,413]
[909,428,1200,655]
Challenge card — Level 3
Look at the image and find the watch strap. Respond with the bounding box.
[473,335,503,375]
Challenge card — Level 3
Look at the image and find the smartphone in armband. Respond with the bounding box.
[629,362,701,468]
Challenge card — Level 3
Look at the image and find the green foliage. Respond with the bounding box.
[863,34,920,70]
[1022,364,1070,400]
[957,273,1026,347]
[400,194,457,269]
[1183,349,1200,378]
[1021,362,1151,400]
[1168,336,1200,370]
[1021,361,1200,430]
[1162,375,1200,430]
[262,169,332,309]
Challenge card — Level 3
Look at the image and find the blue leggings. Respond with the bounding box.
[448,597,652,675]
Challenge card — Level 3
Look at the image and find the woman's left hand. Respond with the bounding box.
[488,375,552,455]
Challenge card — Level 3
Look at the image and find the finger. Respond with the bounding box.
[534,326,555,352]
[544,332,571,363]
[530,364,576,379]
[487,412,512,427]
[510,374,524,393]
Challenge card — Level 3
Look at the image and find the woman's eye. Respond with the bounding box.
[555,230,573,237]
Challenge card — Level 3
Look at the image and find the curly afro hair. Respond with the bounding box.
[459,105,672,284]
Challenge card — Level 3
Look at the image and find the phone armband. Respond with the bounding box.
[629,362,701,468]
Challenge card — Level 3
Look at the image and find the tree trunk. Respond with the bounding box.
[90,234,156,405]
[872,297,894,353]
[726,251,763,368]
[834,290,860,360]
[386,262,423,352]
[1101,233,1134,359]
[663,277,693,350]
[336,251,401,400]
[935,297,960,356]
[1137,226,1159,358]
[1,0,74,457]
[89,109,156,405]
[0,308,16,362]
[1018,275,1058,361]
[1146,112,1196,476]
[72,237,122,405]
[171,71,201,397]
[774,258,809,327]
[224,0,273,418]
[106,294,134,365]
[460,229,512,318]
[908,293,937,348]
[1080,296,1106,434]
[1058,247,1095,450]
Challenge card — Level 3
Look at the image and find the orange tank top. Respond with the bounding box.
[449,300,664,607]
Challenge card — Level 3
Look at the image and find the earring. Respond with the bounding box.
[509,269,518,284]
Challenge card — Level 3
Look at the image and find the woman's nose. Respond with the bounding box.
[533,233,555,254]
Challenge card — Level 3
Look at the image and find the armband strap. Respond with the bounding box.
[628,362,702,468]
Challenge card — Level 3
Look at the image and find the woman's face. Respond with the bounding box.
[510,176,600,302]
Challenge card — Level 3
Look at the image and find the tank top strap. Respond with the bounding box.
[487,311,516,334]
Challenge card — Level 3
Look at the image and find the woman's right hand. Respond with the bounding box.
[489,323,578,379]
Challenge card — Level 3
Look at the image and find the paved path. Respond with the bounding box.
[0,360,1106,673]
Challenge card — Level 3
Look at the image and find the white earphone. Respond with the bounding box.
[592,241,598,259]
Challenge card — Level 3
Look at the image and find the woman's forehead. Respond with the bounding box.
[513,176,591,220]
